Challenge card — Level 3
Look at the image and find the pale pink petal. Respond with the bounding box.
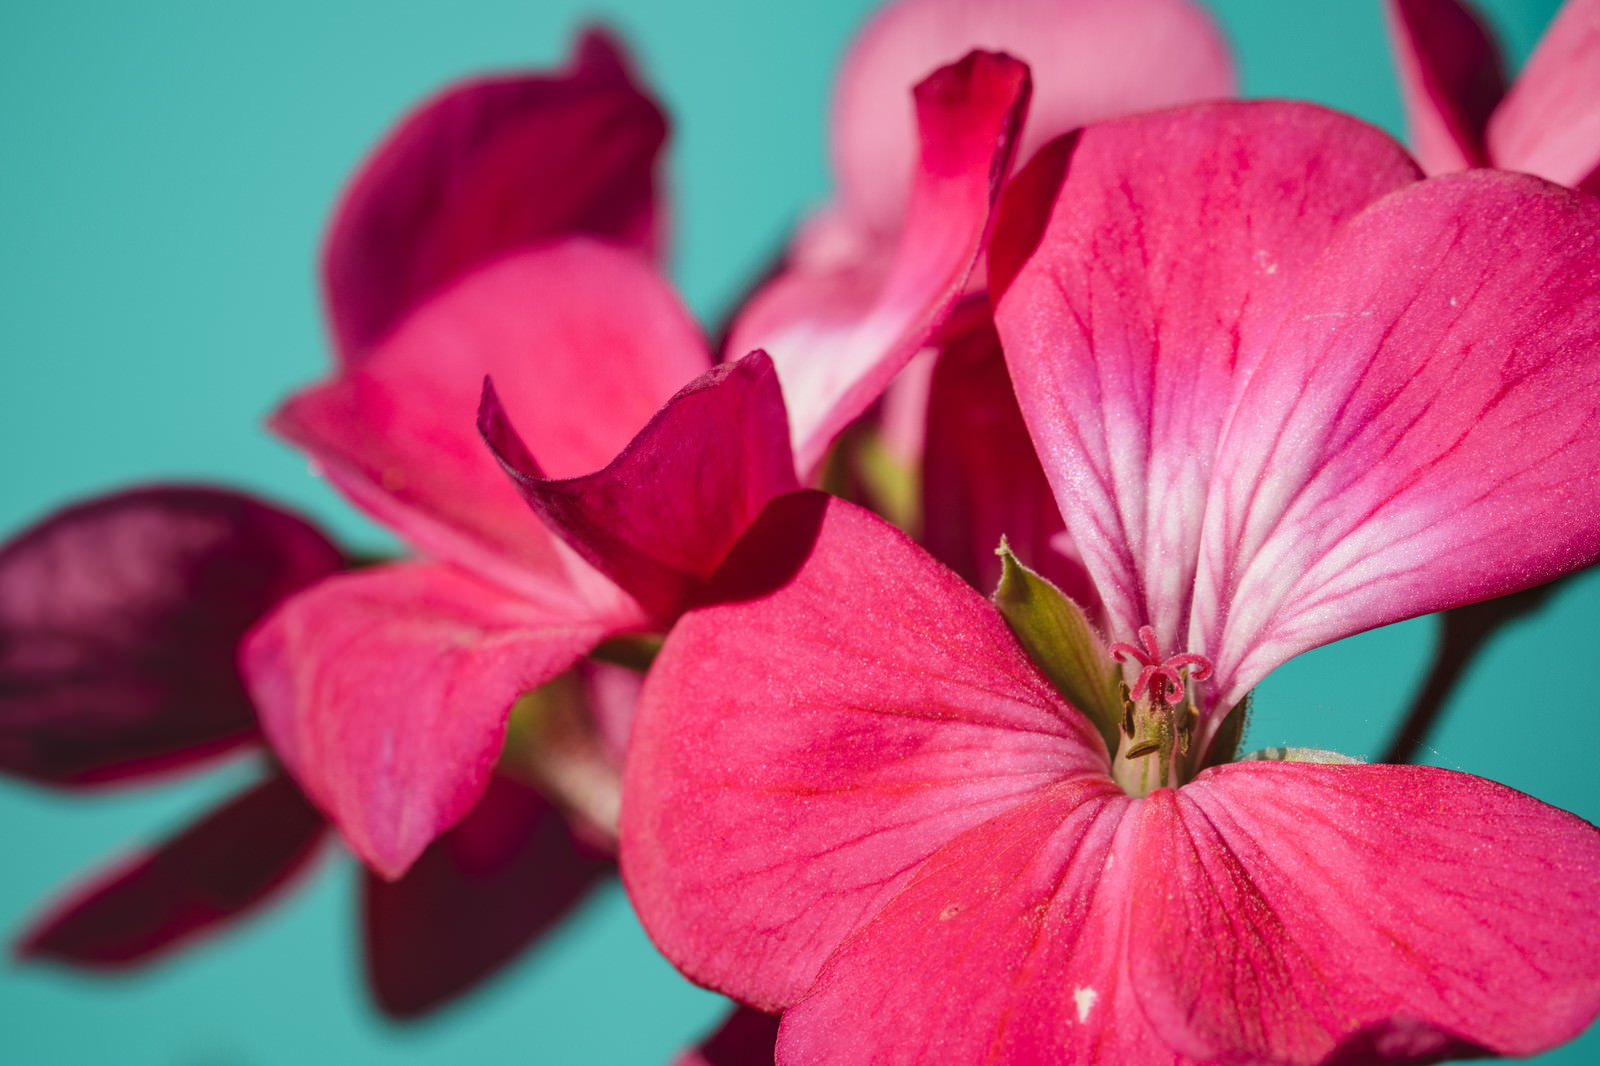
[17,772,326,967]
[323,29,667,362]
[1193,171,1600,721]
[1131,762,1600,1063]
[276,241,701,619]
[728,51,1030,476]
[831,0,1234,237]
[1487,0,1600,191]
[480,351,797,621]
[243,562,607,880]
[779,780,1206,1065]
[621,493,1103,1011]
[991,102,1420,658]
[1382,0,1506,173]
[919,302,1096,613]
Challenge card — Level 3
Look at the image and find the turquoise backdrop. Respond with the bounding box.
[0,1,1589,1062]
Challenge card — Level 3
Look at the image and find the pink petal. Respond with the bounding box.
[676,1005,781,1066]
[242,562,607,879]
[276,240,701,618]
[832,0,1234,236]
[1382,0,1506,173]
[323,29,667,362]
[1131,762,1600,1063]
[1193,171,1600,718]
[991,102,1421,660]
[727,51,1030,476]
[1487,0,1600,191]
[480,351,798,621]
[920,301,1097,613]
[363,773,612,1018]
[17,771,325,966]
[0,487,342,786]
[620,492,1104,1011]
[778,779,1199,1065]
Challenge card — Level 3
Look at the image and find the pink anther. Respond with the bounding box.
[1108,625,1214,705]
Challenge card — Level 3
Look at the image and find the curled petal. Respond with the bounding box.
[1131,762,1600,1062]
[324,29,668,361]
[729,51,1031,476]
[0,487,342,786]
[363,773,612,1018]
[243,562,607,879]
[481,351,798,622]
[17,772,325,966]
[621,493,1104,1011]
[1383,0,1505,173]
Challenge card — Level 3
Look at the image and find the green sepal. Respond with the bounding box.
[1201,691,1252,770]
[590,633,663,672]
[1239,746,1363,765]
[992,539,1122,757]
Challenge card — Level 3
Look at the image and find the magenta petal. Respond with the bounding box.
[0,487,342,786]
[676,1005,781,1066]
[1130,763,1600,1063]
[1383,0,1506,173]
[831,0,1234,235]
[481,350,799,622]
[621,493,1104,1011]
[277,241,701,618]
[920,301,1096,613]
[728,51,1030,476]
[323,29,668,362]
[243,562,606,879]
[17,772,325,967]
[778,780,1194,1065]
[992,102,1421,656]
[363,773,612,1019]
[1194,171,1600,713]
[1487,0,1600,190]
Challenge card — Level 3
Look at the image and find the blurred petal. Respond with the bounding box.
[323,29,668,361]
[1383,0,1506,173]
[1487,0,1600,191]
[243,562,606,879]
[832,0,1234,234]
[779,780,1184,1065]
[1194,171,1600,717]
[920,301,1095,612]
[677,1005,781,1066]
[277,241,700,619]
[1132,763,1600,1062]
[621,493,1102,1010]
[0,487,342,786]
[17,772,325,966]
[991,102,1420,658]
[363,773,612,1019]
[729,51,1031,475]
[481,351,798,621]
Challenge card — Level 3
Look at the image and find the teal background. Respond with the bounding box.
[0,0,1590,1062]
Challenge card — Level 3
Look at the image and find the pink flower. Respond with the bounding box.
[1386,0,1600,191]
[245,25,1031,883]
[620,101,1600,1062]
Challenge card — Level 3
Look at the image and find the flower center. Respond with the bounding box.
[1107,626,1214,796]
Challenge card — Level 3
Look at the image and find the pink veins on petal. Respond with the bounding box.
[1107,625,1212,705]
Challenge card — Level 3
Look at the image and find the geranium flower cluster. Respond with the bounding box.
[4,0,1600,1061]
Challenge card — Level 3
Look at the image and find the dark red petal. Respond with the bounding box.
[1383,0,1506,172]
[481,351,799,622]
[323,28,668,362]
[920,300,1097,615]
[677,1005,781,1066]
[0,486,343,786]
[363,773,612,1019]
[17,771,326,966]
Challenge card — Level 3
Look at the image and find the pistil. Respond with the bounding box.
[1108,626,1213,796]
